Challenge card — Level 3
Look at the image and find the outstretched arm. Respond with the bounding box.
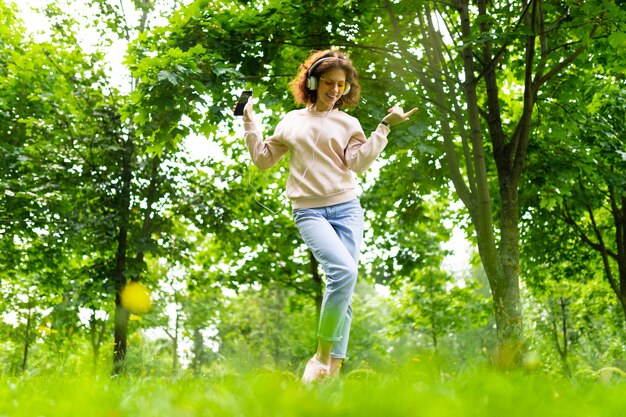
[242,97,288,170]
[345,104,419,173]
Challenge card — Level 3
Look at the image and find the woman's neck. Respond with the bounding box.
[313,103,334,112]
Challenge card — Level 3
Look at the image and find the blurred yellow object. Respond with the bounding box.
[121,281,152,314]
[38,325,58,335]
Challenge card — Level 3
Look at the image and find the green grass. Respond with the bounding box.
[1,364,625,417]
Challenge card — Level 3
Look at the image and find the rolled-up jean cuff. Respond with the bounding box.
[318,334,342,342]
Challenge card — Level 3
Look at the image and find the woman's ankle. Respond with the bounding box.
[315,343,333,365]
[315,352,331,365]
[330,358,344,377]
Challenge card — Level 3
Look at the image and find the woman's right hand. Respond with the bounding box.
[243,96,255,123]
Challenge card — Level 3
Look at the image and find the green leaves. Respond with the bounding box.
[608,31,626,48]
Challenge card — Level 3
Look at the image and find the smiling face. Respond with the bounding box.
[313,68,348,112]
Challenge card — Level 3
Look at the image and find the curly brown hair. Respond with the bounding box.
[289,50,361,109]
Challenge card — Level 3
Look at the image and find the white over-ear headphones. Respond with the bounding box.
[306,57,351,96]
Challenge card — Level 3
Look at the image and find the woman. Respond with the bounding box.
[242,49,416,383]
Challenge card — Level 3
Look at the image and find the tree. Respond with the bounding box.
[1,0,124,373]
[521,45,626,365]
[84,0,207,374]
[2,0,213,375]
[375,0,624,364]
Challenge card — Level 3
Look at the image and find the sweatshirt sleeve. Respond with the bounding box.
[244,119,289,171]
[344,122,390,174]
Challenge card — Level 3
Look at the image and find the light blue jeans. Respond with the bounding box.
[293,199,364,359]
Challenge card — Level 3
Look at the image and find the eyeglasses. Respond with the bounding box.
[319,77,350,91]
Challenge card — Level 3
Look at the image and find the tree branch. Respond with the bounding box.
[458,0,499,278]
[564,196,621,299]
[475,0,533,84]
[549,312,564,357]
[509,0,537,186]
[477,0,508,177]
[586,200,622,298]
[414,3,476,213]
[609,183,626,298]
[532,27,594,91]
[562,203,618,261]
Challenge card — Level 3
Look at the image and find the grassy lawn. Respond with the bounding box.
[1,362,625,417]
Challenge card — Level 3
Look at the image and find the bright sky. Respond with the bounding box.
[17,0,133,91]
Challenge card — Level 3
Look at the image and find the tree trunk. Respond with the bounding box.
[191,328,205,375]
[615,192,626,324]
[109,0,153,376]
[112,137,133,375]
[90,311,106,373]
[272,287,285,364]
[457,0,531,365]
[427,282,438,351]
[113,304,129,374]
[172,309,179,374]
[558,298,570,376]
[491,181,524,365]
[21,303,32,372]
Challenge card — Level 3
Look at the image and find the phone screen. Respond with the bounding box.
[233,90,253,116]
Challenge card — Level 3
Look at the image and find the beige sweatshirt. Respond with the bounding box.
[244,107,390,209]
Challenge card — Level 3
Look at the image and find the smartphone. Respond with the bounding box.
[233,90,253,116]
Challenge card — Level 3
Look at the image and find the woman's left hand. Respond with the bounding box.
[383,105,418,126]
